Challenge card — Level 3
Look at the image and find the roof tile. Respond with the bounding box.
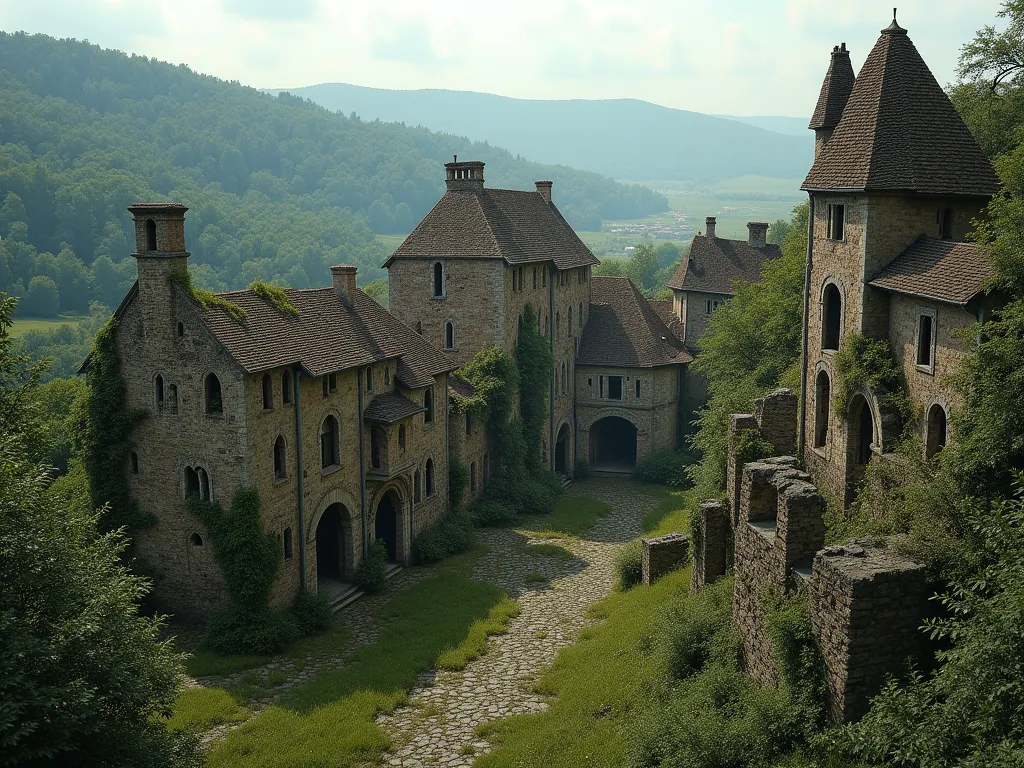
[869,236,993,304]
[666,235,781,295]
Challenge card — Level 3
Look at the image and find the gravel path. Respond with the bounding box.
[375,478,654,767]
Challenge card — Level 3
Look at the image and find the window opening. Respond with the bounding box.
[635,379,641,398]
[445,321,454,349]
[822,284,842,351]
[425,459,434,496]
[185,467,199,497]
[542,269,546,287]
[917,313,934,368]
[827,204,845,241]
[926,404,948,458]
[283,527,293,560]
[155,374,164,404]
[274,435,286,480]
[177,321,184,337]
[424,388,434,424]
[321,416,340,469]
[940,208,954,240]
[433,262,444,297]
[814,370,830,448]
[205,374,223,415]
[131,452,139,473]
[533,267,537,289]
[608,376,623,400]
[262,374,273,409]
[398,424,406,451]
[145,219,157,251]
[366,367,373,392]
[282,372,292,404]
[197,467,210,501]
[190,532,203,548]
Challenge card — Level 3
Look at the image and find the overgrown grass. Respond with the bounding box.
[524,542,573,559]
[208,569,511,767]
[436,598,521,670]
[474,568,690,768]
[641,485,697,536]
[524,572,548,585]
[185,650,271,678]
[167,687,249,733]
[521,497,610,538]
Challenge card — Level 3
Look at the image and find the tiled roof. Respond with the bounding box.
[666,235,781,295]
[447,374,475,399]
[809,44,856,130]
[386,187,599,270]
[194,286,457,381]
[649,299,684,342]
[869,236,993,305]
[577,277,693,368]
[802,21,999,197]
[363,390,426,424]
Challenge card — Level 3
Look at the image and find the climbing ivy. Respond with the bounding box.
[250,280,298,317]
[82,317,150,533]
[168,269,246,322]
[187,487,296,654]
[729,428,774,465]
[516,304,553,471]
[832,333,914,424]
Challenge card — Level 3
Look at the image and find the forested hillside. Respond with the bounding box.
[0,32,666,315]
[270,83,812,184]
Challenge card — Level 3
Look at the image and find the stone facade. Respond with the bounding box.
[447,400,490,506]
[641,533,690,586]
[675,289,731,349]
[690,499,729,592]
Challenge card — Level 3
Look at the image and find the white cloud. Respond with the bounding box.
[0,0,1006,115]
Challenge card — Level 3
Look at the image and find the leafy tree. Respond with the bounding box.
[767,218,792,245]
[626,243,660,292]
[0,295,200,767]
[20,275,60,316]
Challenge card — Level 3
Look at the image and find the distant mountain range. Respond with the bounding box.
[265,83,813,185]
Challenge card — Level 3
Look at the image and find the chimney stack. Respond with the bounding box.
[331,264,357,304]
[705,216,717,240]
[128,203,191,342]
[535,180,553,203]
[444,157,485,192]
[747,222,770,248]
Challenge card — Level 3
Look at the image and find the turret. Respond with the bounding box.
[129,203,190,342]
[808,43,855,158]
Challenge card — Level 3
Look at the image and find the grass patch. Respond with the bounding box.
[524,542,573,559]
[436,598,521,670]
[209,569,509,767]
[641,485,696,536]
[9,312,87,337]
[522,497,610,538]
[185,650,271,678]
[474,568,690,768]
[167,687,249,733]
[524,572,548,585]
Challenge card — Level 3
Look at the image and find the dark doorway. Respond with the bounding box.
[926,404,947,458]
[590,416,638,470]
[555,423,570,474]
[855,399,874,466]
[316,503,347,583]
[375,492,400,563]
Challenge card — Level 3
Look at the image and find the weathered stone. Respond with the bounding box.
[642,533,690,585]
[691,499,729,592]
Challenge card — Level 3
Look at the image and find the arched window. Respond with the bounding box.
[262,374,273,410]
[185,466,199,497]
[320,416,340,469]
[568,307,573,337]
[205,373,223,416]
[155,374,164,405]
[852,397,874,466]
[470,461,477,492]
[822,283,842,351]
[533,267,537,289]
[168,384,178,413]
[398,424,406,451]
[560,362,566,394]
[197,467,210,501]
[189,532,203,549]
[414,470,421,503]
[282,372,292,405]
[131,452,139,474]
[274,435,286,480]
[145,219,157,251]
[926,403,948,458]
[445,321,454,349]
[814,370,831,448]
[424,388,434,425]
[466,411,472,436]
[579,303,583,328]
[425,458,434,496]
[432,261,444,298]
[283,527,293,560]
[177,321,184,338]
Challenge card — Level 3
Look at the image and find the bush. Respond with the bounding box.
[470,497,519,527]
[448,460,469,507]
[289,591,333,637]
[354,539,388,594]
[573,458,590,479]
[634,448,697,486]
[658,578,738,680]
[617,539,644,590]
[203,605,297,656]
[413,508,474,564]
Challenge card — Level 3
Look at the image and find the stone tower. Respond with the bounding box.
[129,203,190,345]
[799,16,999,500]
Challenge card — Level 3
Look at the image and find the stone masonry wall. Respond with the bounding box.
[680,289,732,349]
[690,499,729,591]
[448,401,490,506]
[642,533,690,585]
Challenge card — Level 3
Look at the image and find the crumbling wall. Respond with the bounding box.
[690,499,729,591]
[642,533,690,585]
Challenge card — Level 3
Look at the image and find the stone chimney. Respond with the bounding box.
[705,216,717,240]
[747,222,770,248]
[129,203,190,343]
[331,264,357,304]
[535,180,553,203]
[444,156,485,192]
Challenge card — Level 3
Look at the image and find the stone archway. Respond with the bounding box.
[315,502,350,586]
[844,393,876,500]
[555,422,571,474]
[375,490,401,563]
[589,416,638,470]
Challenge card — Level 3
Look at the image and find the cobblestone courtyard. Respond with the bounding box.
[192,478,655,764]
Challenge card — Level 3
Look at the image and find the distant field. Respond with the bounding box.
[629,175,803,198]
[375,234,407,252]
[10,313,87,338]
[664,195,799,240]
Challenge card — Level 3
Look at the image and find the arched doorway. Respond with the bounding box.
[589,416,638,471]
[316,503,348,585]
[555,423,570,474]
[926,403,948,458]
[845,395,875,497]
[375,491,401,563]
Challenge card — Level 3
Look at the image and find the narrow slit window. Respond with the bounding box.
[917,312,935,368]
[827,204,845,241]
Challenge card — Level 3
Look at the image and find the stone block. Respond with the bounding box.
[754,388,798,456]
[642,533,690,585]
[691,499,729,592]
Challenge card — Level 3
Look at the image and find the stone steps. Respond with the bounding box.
[558,474,573,490]
[327,563,404,613]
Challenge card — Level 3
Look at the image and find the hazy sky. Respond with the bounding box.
[0,0,1004,117]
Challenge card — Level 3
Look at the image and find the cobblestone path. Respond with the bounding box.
[375,478,655,767]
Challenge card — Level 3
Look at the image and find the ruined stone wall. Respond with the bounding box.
[691,499,729,591]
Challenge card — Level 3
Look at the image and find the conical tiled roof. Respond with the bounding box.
[802,19,999,197]
[808,43,855,130]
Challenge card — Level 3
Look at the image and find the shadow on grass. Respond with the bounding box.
[208,569,511,767]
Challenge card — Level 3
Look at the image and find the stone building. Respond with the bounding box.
[799,17,1002,502]
[89,204,456,619]
[386,158,598,474]
[574,276,692,470]
[666,216,781,350]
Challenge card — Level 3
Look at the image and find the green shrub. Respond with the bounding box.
[290,591,333,637]
[634,448,697,486]
[354,539,388,594]
[616,539,644,590]
[448,460,469,507]
[573,458,590,479]
[203,605,298,656]
[470,497,519,527]
[413,509,474,564]
[658,578,738,680]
